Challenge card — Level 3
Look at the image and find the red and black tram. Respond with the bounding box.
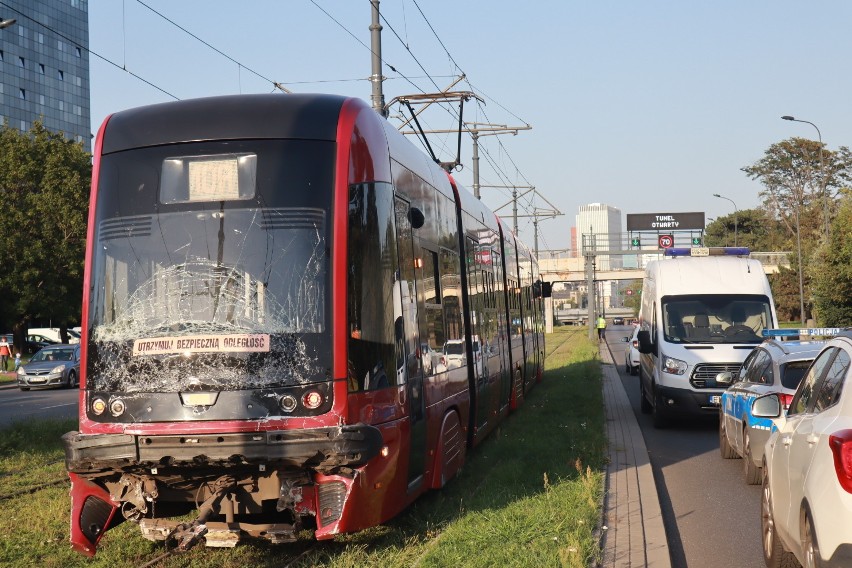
[62,94,546,555]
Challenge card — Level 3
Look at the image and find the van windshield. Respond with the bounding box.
[661,294,772,344]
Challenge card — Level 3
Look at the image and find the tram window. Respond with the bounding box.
[440,248,464,342]
[347,183,398,391]
[421,250,440,304]
[424,305,445,353]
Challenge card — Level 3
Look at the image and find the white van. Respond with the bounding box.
[27,327,80,345]
[636,248,778,427]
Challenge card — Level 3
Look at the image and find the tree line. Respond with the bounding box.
[707,137,851,326]
[0,122,89,349]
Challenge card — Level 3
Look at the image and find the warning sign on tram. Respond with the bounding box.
[658,234,674,248]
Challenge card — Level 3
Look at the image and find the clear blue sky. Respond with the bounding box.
[88,1,852,252]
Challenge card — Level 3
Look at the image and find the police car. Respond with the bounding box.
[718,331,829,484]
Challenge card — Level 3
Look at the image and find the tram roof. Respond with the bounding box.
[101,93,348,154]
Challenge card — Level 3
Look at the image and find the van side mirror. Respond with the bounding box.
[622,337,629,343]
[752,393,782,418]
[637,330,655,354]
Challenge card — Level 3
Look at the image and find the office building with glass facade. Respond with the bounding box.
[0,0,90,151]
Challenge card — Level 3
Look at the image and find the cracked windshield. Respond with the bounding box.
[88,141,334,392]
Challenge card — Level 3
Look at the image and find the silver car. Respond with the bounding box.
[623,326,640,375]
[17,344,80,390]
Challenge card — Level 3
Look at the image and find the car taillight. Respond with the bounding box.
[632,340,639,348]
[828,429,852,494]
[779,393,795,410]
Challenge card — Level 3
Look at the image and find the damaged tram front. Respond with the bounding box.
[63,95,382,555]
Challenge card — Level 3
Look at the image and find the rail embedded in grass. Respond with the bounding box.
[0,328,605,568]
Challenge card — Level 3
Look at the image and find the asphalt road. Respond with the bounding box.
[606,326,765,568]
[0,379,79,427]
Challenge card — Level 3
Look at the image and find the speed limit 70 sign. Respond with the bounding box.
[658,234,674,248]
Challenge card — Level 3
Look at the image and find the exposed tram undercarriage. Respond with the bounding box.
[63,424,382,554]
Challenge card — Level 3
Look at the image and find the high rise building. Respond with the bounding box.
[575,203,624,310]
[575,203,623,271]
[0,0,90,151]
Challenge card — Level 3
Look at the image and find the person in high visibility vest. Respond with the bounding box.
[596,315,607,341]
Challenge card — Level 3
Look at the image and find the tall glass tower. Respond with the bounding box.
[0,0,90,151]
[576,203,623,271]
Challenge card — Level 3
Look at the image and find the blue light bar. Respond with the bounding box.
[762,328,844,338]
[663,247,751,257]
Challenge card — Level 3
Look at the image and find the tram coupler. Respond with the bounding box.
[166,475,236,552]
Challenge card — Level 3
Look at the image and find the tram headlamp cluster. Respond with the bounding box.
[278,390,324,413]
[302,390,323,410]
[278,394,298,413]
[110,399,126,417]
[91,397,126,417]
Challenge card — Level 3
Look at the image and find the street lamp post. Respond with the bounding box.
[712,193,738,247]
[781,116,829,239]
[793,204,806,325]
[0,17,16,29]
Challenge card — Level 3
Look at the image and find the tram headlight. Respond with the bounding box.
[110,399,126,417]
[92,397,107,415]
[279,394,298,413]
[302,390,323,410]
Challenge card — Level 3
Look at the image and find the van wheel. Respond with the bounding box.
[651,388,669,428]
[639,369,652,414]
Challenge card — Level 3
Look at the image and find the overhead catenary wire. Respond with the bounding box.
[134,0,290,92]
[0,0,179,100]
[400,1,541,216]
[407,0,535,189]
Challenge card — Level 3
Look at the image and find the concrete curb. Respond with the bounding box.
[600,343,671,568]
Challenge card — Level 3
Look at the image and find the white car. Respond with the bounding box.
[623,326,640,375]
[442,339,466,369]
[754,331,852,568]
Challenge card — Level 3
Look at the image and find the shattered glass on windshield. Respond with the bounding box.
[88,207,329,393]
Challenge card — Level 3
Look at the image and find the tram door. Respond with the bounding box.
[466,237,489,433]
[394,197,426,488]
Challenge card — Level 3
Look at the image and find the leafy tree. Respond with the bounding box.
[742,138,852,322]
[810,189,852,326]
[741,137,852,239]
[622,279,642,316]
[0,122,90,345]
[768,266,809,324]
[704,208,787,251]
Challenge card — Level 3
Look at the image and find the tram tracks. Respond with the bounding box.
[0,476,68,502]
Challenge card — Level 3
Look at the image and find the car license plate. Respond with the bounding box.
[709,395,721,405]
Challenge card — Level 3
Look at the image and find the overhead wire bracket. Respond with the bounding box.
[387,90,484,171]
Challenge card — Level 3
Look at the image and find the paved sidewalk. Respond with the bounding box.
[600,344,671,567]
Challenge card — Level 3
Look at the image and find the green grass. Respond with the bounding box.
[0,328,605,567]
[0,354,30,384]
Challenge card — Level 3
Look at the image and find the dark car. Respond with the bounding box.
[2,333,58,355]
[17,344,81,390]
[612,317,625,325]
